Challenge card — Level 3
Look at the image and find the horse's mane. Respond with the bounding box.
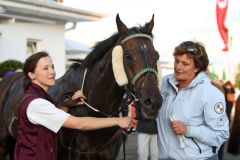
[69,25,153,70]
[82,33,120,68]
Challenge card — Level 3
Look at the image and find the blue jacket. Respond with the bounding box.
[157,72,229,160]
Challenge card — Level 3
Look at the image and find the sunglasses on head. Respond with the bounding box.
[179,41,201,56]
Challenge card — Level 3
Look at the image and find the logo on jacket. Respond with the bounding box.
[214,102,224,114]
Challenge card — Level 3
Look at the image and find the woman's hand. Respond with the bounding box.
[171,120,187,136]
[116,117,137,129]
[72,90,86,104]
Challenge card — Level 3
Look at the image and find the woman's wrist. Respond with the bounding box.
[111,117,118,126]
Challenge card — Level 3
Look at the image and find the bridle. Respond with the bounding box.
[73,33,159,118]
[59,33,159,158]
[121,33,158,86]
[121,33,159,117]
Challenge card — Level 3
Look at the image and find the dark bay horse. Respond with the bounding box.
[228,94,240,155]
[0,14,162,160]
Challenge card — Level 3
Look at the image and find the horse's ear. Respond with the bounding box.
[144,14,154,32]
[116,14,128,35]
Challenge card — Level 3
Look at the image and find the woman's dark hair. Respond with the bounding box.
[173,41,209,74]
[23,51,49,90]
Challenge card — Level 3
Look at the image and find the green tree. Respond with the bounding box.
[0,59,23,77]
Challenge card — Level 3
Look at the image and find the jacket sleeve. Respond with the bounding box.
[186,90,229,148]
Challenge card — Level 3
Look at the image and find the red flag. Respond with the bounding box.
[216,0,229,52]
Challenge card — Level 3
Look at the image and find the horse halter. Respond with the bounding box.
[120,33,159,86]
[119,33,159,110]
[75,33,159,118]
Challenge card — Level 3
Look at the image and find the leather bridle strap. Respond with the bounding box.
[131,67,158,85]
[80,69,112,117]
[121,33,153,44]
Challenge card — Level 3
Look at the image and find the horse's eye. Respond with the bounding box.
[124,53,133,61]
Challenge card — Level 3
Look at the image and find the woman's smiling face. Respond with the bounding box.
[28,56,56,91]
[174,54,199,85]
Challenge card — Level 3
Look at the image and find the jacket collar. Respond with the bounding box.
[168,71,208,90]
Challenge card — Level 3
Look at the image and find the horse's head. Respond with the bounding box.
[112,14,163,120]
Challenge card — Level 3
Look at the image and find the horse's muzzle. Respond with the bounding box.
[140,94,163,119]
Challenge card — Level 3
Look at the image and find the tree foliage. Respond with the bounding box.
[0,59,23,77]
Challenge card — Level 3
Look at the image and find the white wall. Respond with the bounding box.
[0,22,66,78]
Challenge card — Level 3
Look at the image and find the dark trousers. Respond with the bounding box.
[218,143,225,160]
[208,154,219,160]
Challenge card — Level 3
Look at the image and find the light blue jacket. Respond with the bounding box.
[157,72,229,160]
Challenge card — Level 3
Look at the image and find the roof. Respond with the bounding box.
[0,0,106,24]
[65,39,91,54]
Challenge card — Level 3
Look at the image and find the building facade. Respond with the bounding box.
[0,0,104,77]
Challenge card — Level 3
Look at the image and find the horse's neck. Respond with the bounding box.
[85,56,125,113]
[49,69,84,99]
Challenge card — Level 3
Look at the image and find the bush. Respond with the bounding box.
[0,59,23,77]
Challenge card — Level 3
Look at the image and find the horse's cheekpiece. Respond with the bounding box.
[214,102,224,114]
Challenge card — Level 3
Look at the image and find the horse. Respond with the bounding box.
[227,94,240,155]
[0,14,163,160]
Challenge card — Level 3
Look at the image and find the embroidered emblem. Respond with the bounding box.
[214,102,224,114]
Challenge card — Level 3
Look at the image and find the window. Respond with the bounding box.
[27,41,37,55]
[27,39,41,56]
